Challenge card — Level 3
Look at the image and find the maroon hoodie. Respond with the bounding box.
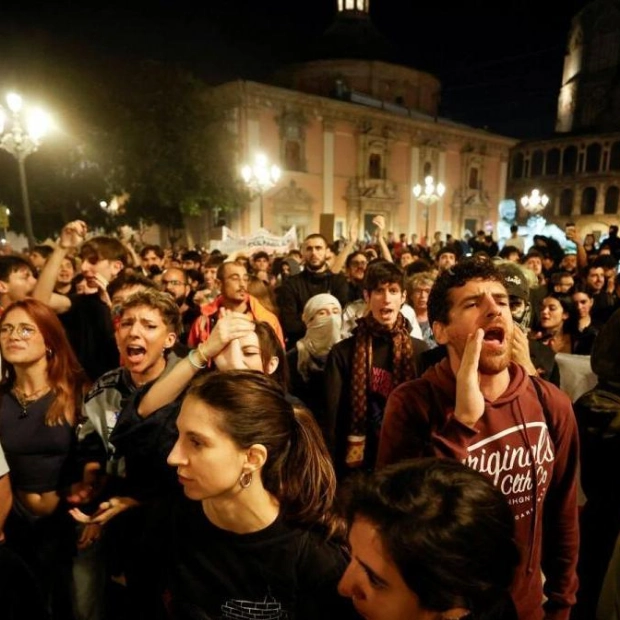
[377,359,579,620]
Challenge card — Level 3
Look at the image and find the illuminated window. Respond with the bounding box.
[369,154,382,179]
[345,0,355,9]
[338,0,343,9]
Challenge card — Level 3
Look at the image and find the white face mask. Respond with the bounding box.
[305,312,342,356]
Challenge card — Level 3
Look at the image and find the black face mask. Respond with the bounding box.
[148,264,163,276]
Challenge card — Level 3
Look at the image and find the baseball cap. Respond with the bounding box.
[497,262,529,301]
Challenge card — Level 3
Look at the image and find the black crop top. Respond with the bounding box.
[0,391,73,493]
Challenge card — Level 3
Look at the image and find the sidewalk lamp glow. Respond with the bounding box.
[0,92,53,248]
[413,175,446,243]
[241,153,281,229]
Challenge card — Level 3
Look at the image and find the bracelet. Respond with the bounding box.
[187,349,207,370]
[196,346,210,366]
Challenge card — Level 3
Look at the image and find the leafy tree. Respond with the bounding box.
[1,46,247,243]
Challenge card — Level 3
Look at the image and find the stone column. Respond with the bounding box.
[246,114,261,234]
[408,145,420,234]
[437,150,447,233]
[323,120,335,215]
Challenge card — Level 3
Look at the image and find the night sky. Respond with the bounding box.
[0,0,593,140]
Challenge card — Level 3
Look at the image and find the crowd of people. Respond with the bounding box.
[0,216,619,620]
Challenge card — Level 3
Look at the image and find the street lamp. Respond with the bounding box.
[241,153,281,230]
[413,175,446,244]
[520,188,549,215]
[0,92,52,248]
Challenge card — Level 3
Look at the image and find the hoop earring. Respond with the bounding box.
[239,471,252,489]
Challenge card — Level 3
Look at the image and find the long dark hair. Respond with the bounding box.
[187,370,339,534]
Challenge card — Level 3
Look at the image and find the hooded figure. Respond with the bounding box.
[286,294,343,438]
[295,294,342,382]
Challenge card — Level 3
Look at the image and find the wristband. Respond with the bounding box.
[196,346,210,366]
[187,349,207,370]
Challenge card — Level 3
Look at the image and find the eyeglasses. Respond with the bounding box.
[0,323,38,340]
[162,279,185,287]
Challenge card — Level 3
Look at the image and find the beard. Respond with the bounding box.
[305,260,327,272]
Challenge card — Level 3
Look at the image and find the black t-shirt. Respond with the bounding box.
[0,391,73,492]
[59,293,119,382]
[154,499,355,620]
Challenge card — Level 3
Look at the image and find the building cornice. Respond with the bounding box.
[208,80,518,156]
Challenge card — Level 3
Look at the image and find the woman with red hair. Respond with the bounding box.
[0,298,89,619]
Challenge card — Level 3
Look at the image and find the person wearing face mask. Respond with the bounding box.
[287,294,343,435]
[495,261,560,386]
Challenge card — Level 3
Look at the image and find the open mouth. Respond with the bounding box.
[126,345,146,363]
[483,327,505,345]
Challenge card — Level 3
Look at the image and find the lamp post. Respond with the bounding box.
[0,93,52,248]
[412,175,446,245]
[241,153,281,230]
[520,188,549,215]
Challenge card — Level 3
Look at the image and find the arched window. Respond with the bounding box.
[531,150,544,176]
[610,142,620,170]
[559,189,574,216]
[369,153,382,179]
[581,187,597,215]
[605,186,619,214]
[546,148,561,175]
[585,143,602,172]
[511,153,524,179]
[468,167,479,189]
[562,146,578,175]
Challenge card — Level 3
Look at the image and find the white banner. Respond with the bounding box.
[211,226,298,255]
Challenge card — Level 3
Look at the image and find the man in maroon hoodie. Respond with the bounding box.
[377,257,579,620]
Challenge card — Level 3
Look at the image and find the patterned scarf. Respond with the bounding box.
[346,312,416,468]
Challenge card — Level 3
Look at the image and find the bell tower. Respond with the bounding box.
[337,0,370,15]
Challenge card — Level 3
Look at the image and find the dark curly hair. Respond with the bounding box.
[428,256,505,326]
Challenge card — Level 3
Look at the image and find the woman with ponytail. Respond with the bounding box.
[154,369,356,619]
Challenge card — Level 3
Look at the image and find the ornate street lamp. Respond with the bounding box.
[241,153,281,230]
[0,93,52,248]
[520,188,549,215]
[413,175,446,244]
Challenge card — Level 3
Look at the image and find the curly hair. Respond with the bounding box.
[428,256,504,326]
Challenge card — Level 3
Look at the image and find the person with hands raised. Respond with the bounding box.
[33,220,132,381]
[377,257,580,620]
[136,309,287,420]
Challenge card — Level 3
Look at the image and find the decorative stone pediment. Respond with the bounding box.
[272,180,314,213]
